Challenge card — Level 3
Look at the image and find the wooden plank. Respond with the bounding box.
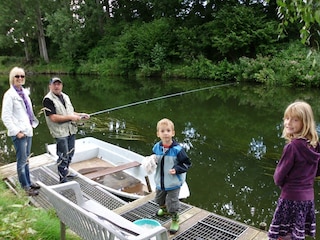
[238,227,267,240]
[78,167,108,175]
[0,154,55,180]
[252,231,268,240]
[84,161,141,179]
[70,157,114,173]
[113,192,156,214]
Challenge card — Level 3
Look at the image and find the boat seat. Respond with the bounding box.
[37,181,168,240]
[84,161,141,180]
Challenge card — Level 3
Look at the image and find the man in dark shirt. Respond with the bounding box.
[43,77,89,183]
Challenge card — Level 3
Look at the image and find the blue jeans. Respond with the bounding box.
[56,135,75,182]
[11,136,32,189]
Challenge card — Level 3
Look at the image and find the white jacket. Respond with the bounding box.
[1,85,39,137]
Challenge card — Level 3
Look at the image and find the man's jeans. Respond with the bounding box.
[56,135,75,183]
[12,136,32,189]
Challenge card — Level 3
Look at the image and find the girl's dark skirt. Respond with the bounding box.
[268,198,316,240]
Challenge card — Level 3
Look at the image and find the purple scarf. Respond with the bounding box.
[14,87,33,125]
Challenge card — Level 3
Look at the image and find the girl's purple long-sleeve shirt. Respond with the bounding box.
[274,138,320,201]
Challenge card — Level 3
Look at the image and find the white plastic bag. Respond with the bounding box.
[141,154,157,175]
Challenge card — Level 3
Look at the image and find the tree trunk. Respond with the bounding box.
[23,39,30,62]
[36,7,49,63]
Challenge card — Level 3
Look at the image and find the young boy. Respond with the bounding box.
[152,118,191,234]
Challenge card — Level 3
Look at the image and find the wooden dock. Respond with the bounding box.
[113,192,268,240]
[0,153,268,240]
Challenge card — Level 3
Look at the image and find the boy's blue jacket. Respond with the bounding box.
[152,140,192,191]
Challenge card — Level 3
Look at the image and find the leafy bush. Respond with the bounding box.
[162,40,320,87]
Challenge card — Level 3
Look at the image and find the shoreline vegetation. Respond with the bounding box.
[0,181,81,240]
[1,39,320,88]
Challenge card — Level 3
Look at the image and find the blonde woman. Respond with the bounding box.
[268,101,320,240]
[1,67,39,196]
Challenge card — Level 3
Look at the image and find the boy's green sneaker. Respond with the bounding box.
[169,213,179,234]
[156,207,169,216]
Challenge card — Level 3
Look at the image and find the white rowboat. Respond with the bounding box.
[46,137,190,200]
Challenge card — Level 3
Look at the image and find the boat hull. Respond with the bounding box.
[46,137,190,200]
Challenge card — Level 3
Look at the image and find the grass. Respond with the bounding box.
[0,181,81,240]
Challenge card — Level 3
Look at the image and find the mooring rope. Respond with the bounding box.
[89,82,236,116]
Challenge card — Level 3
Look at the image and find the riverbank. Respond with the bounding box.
[1,40,320,87]
[0,57,77,76]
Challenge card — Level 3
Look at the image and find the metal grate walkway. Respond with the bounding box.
[45,163,126,209]
[121,200,192,225]
[8,163,126,210]
[172,213,248,240]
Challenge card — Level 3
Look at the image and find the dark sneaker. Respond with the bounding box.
[25,188,39,196]
[169,214,179,234]
[156,207,169,216]
[30,183,41,189]
[67,171,78,178]
[60,178,69,184]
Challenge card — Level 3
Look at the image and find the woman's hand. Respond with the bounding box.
[16,132,25,138]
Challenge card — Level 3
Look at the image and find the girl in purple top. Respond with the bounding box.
[268,101,320,240]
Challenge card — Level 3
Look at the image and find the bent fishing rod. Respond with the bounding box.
[89,82,236,117]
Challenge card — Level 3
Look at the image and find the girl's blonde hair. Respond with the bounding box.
[157,118,175,131]
[9,67,25,85]
[282,101,318,147]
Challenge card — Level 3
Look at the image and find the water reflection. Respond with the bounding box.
[248,136,266,160]
[78,117,146,141]
[180,122,197,152]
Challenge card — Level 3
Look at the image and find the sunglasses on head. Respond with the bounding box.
[14,75,25,79]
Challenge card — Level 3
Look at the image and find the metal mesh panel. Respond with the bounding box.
[46,189,115,240]
[30,167,59,185]
[8,169,78,208]
[172,214,248,240]
[8,165,126,210]
[121,200,192,225]
[45,163,126,209]
[73,177,126,209]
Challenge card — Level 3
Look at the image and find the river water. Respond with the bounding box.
[1,75,320,238]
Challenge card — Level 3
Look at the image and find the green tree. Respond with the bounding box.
[112,18,173,74]
[270,0,320,47]
[0,0,49,63]
[200,4,279,61]
[46,0,108,68]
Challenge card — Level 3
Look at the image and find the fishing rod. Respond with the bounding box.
[89,82,236,117]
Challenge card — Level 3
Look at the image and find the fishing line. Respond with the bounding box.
[89,82,236,117]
